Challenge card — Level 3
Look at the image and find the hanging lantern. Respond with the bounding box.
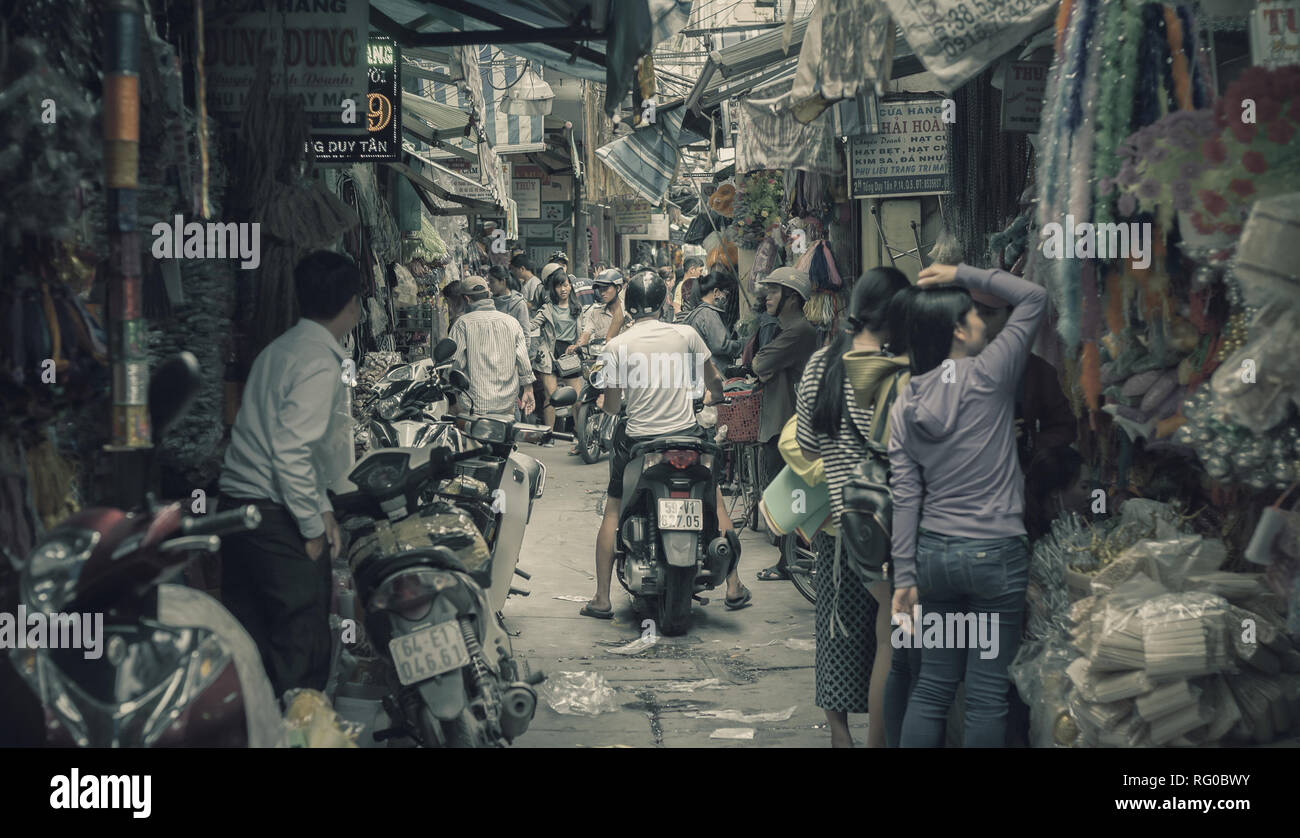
[503,65,554,116]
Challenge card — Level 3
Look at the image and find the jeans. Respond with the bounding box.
[884,642,923,748]
[899,530,1029,748]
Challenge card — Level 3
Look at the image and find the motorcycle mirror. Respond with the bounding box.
[550,386,578,407]
[446,369,470,392]
[150,352,202,442]
[433,338,457,364]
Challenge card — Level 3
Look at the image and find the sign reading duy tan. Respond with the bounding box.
[204,0,369,132]
[849,97,952,199]
[882,0,1058,91]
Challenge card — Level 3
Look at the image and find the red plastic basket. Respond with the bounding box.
[716,386,762,442]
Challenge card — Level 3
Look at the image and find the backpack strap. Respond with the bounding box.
[869,370,906,445]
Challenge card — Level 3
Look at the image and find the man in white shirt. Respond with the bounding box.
[448,275,536,422]
[218,251,361,697]
[580,271,752,621]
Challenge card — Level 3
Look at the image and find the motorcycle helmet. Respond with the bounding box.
[624,270,666,318]
[549,249,569,265]
[593,267,625,289]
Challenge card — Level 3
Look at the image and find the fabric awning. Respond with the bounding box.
[735,85,843,176]
[594,106,683,206]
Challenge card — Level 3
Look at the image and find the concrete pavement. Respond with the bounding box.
[504,441,870,748]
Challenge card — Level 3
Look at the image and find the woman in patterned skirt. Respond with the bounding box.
[796,267,912,747]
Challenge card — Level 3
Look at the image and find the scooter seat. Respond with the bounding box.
[628,436,720,459]
[354,547,468,595]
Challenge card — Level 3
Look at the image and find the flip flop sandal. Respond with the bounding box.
[756,565,790,582]
[579,602,615,620]
[724,587,753,611]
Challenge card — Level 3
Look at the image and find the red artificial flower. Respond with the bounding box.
[1229,178,1256,198]
[1223,224,1243,236]
[1190,210,1214,234]
[1199,190,1228,216]
[1267,118,1296,145]
[1256,96,1282,122]
[1242,150,1269,174]
[1202,136,1227,164]
[1231,120,1258,143]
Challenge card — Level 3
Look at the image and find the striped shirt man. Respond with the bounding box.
[449,299,535,419]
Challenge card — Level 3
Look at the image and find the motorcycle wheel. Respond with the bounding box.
[657,565,695,636]
[784,534,818,605]
[576,402,603,464]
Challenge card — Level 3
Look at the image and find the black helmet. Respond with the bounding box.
[550,249,569,264]
[624,270,666,318]
[593,267,624,289]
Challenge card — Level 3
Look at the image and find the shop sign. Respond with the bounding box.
[625,213,669,240]
[204,0,370,132]
[1251,0,1300,68]
[556,225,571,244]
[670,226,686,245]
[540,175,573,202]
[307,35,401,162]
[883,0,1058,90]
[512,163,547,180]
[849,98,953,199]
[523,222,554,239]
[1000,60,1049,133]
[615,201,653,235]
[541,202,568,222]
[444,159,510,203]
[513,178,541,218]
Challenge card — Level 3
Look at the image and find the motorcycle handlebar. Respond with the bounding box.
[182,505,262,536]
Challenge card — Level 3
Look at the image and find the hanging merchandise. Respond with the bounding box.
[735,87,844,177]
[787,0,895,124]
[733,170,786,250]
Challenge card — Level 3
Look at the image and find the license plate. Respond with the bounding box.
[389,620,471,686]
[657,498,704,531]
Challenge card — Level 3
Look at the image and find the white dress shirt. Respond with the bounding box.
[449,299,535,418]
[219,319,354,539]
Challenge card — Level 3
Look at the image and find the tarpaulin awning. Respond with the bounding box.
[594,106,683,205]
[788,0,896,124]
[735,85,843,176]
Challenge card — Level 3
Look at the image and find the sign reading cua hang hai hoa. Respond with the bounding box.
[307,35,402,162]
[849,97,953,199]
[203,0,369,133]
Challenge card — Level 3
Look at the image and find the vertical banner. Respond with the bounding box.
[307,35,402,162]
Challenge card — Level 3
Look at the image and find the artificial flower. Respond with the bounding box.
[1199,189,1228,216]
[1229,178,1255,198]
[1241,150,1268,175]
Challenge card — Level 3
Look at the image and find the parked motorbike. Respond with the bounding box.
[573,341,619,464]
[365,339,466,451]
[328,388,577,747]
[8,353,281,747]
[613,426,741,636]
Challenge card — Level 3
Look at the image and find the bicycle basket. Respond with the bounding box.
[715,387,762,442]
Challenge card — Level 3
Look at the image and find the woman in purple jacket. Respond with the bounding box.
[887,262,1047,748]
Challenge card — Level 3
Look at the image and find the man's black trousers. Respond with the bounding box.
[219,497,333,700]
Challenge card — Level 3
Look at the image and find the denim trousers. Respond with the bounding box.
[899,530,1029,748]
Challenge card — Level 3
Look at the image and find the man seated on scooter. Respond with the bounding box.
[580,271,753,620]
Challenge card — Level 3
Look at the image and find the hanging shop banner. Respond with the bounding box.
[849,98,953,199]
[882,0,1058,91]
[614,200,653,235]
[523,223,554,239]
[308,35,401,162]
[1251,0,1300,68]
[1000,59,1049,133]
[443,159,511,203]
[541,202,568,222]
[540,175,573,202]
[204,0,370,132]
[513,178,541,219]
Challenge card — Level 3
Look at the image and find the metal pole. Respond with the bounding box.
[104,0,149,455]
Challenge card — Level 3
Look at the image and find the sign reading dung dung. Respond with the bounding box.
[849,98,953,199]
[204,0,370,132]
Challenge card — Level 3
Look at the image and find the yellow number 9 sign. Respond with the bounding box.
[367,93,393,132]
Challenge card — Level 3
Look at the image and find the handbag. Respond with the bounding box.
[556,351,582,378]
[838,370,904,584]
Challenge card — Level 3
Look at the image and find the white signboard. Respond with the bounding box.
[615,202,653,235]
[512,178,541,219]
[523,223,554,239]
[1252,0,1300,68]
[204,0,370,131]
[849,98,953,199]
[541,202,568,222]
[1000,60,1049,133]
[540,175,573,202]
[883,0,1058,90]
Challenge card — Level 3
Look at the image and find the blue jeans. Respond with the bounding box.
[899,530,1029,748]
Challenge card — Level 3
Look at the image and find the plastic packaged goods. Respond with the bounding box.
[1096,713,1151,748]
[1204,676,1244,742]
[1010,638,1077,748]
[1139,592,1235,680]
[1184,572,1268,602]
[1226,671,1290,744]
[1148,695,1213,745]
[1134,680,1201,722]
[1210,301,1300,434]
[1068,656,1157,703]
[347,499,491,572]
[537,671,621,716]
[1069,692,1134,732]
[283,689,362,748]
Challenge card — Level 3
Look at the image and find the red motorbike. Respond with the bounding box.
[7,353,283,747]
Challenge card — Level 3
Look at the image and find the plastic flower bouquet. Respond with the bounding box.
[1104,66,1300,237]
[733,169,786,250]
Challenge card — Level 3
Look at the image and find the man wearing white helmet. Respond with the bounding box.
[575,268,632,349]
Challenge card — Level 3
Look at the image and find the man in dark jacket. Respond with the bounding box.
[968,289,1077,468]
[683,269,743,375]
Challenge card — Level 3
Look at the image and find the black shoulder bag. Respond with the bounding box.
[838,371,903,585]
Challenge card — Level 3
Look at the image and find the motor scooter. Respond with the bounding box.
[7,353,282,747]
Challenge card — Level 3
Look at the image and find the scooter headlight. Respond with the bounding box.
[24,529,100,613]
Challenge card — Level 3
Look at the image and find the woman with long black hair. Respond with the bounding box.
[888,262,1047,748]
[795,266,911,747]
[531,267,585,432]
